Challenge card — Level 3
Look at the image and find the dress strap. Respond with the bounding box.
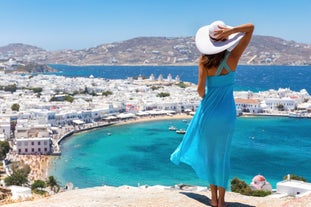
[215,51,232,76]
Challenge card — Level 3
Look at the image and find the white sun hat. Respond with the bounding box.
[195,20,244,55]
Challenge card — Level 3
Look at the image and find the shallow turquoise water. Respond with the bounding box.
[49,117,311,189]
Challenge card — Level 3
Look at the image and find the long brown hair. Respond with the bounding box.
[199,50,227,69]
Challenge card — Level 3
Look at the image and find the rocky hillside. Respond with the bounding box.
[0,35,311,66]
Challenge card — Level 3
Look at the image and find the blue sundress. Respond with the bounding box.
[170,51,236,189]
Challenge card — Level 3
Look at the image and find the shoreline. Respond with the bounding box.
[114,113,192,126]
[31,112,295,182]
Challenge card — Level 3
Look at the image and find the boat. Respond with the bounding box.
[176,129,186,134]
[169,126,177,131]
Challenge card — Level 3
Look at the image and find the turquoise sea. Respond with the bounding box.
[47,65,311,189]
[49,116,311,189]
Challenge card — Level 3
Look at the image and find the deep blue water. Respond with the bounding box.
[49,64,311,93]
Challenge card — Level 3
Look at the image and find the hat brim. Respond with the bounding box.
[195,25,244,55]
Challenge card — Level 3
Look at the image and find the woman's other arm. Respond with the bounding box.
[215,23,254,69]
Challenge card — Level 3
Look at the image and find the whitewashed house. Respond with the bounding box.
[14,122,52,155]
[235,98,261,113]
[277,180,311,197]
[15,137,51,155]
[0,116,11,140]
[54,110,79,126]
[15,121,50,139]
[91,108,109,121]
[265,97,296,111]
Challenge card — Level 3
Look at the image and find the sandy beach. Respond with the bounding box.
[114,113,192,126]
[8,154,53,181]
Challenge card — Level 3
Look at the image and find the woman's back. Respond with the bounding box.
[207,51,235,89]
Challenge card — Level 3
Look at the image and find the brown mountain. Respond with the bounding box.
[0,35,310,66]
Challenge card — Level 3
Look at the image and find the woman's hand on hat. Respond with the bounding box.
[214,25,231,41]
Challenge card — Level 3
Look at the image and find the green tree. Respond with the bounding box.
[102,90,113,96]
[31,180,46,190]
[276,104,284,111]
[4,84,17,93]
[4,162,31,186]
[0,141,10,160]
[11,103,20,111]
[156,92,170,98]
[5,172,28,186]
[176,82,187,88]
[31,179,48,195]
[283,174,307,182]
[64,95,74,103]
[50,95,74,103]
[46,176,60,193]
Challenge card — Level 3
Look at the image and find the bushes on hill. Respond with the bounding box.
[4,162,31,186]
[156,92,170,97]
[0,141,10,160]
[283,174,307,182]
[31,180,48,195]
[231,177,271,197]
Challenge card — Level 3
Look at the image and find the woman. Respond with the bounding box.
[170,20,254,207]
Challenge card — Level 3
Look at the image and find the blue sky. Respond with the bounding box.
[0,0,310,50]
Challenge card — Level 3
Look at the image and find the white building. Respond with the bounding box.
[14,120,52,154]
[277,180,311,197]
[0,116,11,140]
[15,120,50,139]
[15,137,51,155]
[265,97,296,111]
[9,185,32,200]
[235,98,261,113]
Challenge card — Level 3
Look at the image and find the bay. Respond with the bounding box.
[49,116,311,189]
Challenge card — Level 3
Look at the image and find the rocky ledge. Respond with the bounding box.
[2,185,311,207]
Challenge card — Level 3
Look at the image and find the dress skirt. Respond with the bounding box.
[170,73,236,189]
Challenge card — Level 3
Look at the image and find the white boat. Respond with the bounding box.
[176,129,186,134]
[169,126,177,131]
[288,112,303,118]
